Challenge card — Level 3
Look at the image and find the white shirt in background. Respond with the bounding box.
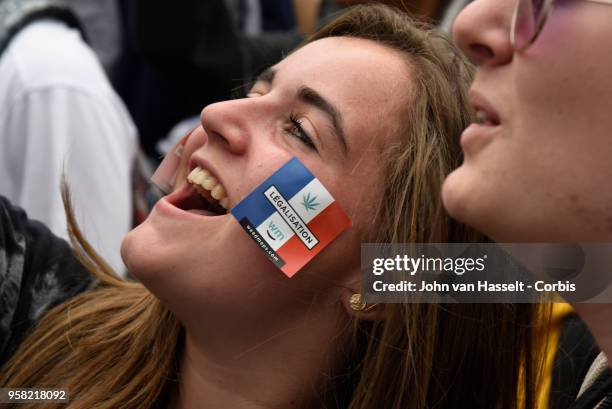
[0,19,136,276]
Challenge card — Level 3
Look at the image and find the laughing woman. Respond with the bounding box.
[1,5,542,409]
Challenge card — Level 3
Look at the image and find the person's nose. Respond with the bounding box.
[199,99,260,155]
[452,0,515,67]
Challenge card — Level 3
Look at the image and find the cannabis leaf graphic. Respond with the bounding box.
[301,192,320,211]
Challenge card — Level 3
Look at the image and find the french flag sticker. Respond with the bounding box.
[231,157,352,277]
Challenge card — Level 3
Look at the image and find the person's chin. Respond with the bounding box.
[442,167,475,223]
[121,225,145,279]
[121,221,169,282]
[442,166,504,238]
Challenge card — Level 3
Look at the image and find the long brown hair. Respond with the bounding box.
[308,5,548,409]
[1,5,548,409]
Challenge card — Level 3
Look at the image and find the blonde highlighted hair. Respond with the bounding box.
[0,183,181,408]
[1,5,548,409]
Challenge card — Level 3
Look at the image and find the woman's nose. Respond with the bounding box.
[200,100,250,155]
[452,0,515,67]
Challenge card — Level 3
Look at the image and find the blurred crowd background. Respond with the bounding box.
[114,0,466,158]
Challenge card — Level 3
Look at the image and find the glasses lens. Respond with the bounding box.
[513,0,547,50]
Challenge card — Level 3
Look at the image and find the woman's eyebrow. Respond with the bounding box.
[255,66,348,155]
[297,86,348,155]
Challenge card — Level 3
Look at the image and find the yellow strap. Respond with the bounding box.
[535,303,574,409]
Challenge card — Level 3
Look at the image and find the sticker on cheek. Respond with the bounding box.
[231,157,352,277]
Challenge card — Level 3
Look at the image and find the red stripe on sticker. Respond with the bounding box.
[276,201,352,277]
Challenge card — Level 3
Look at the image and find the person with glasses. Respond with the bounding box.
[443,0,612,407]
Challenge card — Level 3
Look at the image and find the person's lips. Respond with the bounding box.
[461,90,502,153]
[154,183,220,221]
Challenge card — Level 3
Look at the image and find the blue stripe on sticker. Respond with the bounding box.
[231,157,315,227]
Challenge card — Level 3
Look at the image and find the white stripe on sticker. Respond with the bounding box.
[263,186,319,250]
[255,212,294,251]
[287,178,335,224]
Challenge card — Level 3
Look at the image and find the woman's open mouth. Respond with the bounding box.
[166,166,230,217]
[461,90,502,153]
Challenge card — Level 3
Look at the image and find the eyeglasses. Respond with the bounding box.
[511,0,612,52]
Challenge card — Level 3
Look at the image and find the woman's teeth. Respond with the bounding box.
[475,110,499,126]
[475,110,489,124]
[187,167,230,210]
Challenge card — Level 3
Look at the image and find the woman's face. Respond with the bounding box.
[121,37,411,333]
[442,0,612,241]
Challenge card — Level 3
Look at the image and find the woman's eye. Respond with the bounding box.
[287,114,316,151]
